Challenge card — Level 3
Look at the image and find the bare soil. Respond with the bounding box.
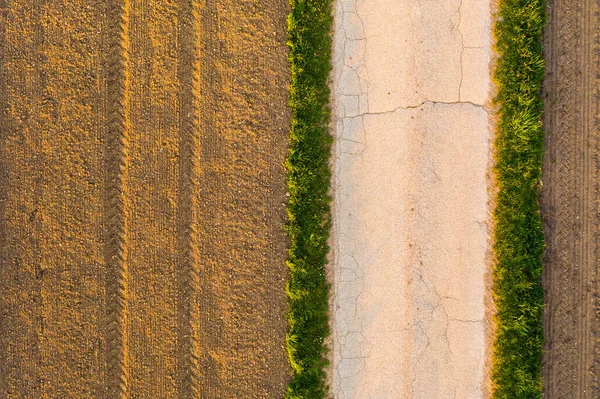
[541,0,600,397]
[0,1,291,398]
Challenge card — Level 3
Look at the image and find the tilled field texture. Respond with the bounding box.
[542,0,600,397]
[0,1,291,398]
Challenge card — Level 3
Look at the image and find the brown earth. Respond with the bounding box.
[0,1,291,398]
[541,0,600,397]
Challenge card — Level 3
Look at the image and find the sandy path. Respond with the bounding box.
[330,0,493,397]
[542,0,600,397]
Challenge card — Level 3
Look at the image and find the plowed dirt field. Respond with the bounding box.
[0,1,291,398]
[542,0,600,397]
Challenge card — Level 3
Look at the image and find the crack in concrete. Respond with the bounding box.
[343,99,486,120]
[456,0,465,101]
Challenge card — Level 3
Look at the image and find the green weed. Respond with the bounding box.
[285,0,333,397]
[492,0,546,397]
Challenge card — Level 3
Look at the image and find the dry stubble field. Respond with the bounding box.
[0,1,291,398]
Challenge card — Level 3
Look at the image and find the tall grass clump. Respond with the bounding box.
[492,0,546,397]
[284,0,333,398]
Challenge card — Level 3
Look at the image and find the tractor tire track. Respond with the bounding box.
[177,1,202,397]
[105,1,131,397]
[195,0,221,395]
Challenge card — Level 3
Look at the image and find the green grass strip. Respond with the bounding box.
[284,0,333,397]
[492,0,547,397]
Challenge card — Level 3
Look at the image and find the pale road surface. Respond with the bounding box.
[330,0,493,397]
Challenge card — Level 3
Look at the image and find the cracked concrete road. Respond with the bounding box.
[330,0,493,397]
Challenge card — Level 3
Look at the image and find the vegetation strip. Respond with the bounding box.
[492,0,546,397]
[284,0,333,397]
